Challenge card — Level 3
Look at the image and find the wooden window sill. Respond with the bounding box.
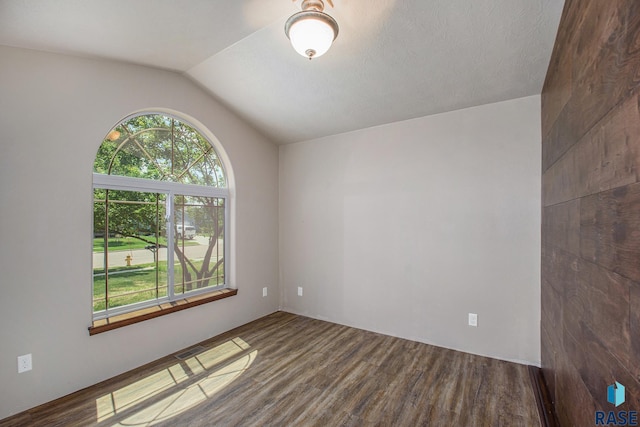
[88,288,238,335]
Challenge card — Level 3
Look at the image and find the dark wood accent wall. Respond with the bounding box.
[541,0,640,425]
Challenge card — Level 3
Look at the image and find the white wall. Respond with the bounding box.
[279,96,541,364]
[0,46,279,419]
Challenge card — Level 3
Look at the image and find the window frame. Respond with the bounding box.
[92,174,230,321]
[90,112,233,332]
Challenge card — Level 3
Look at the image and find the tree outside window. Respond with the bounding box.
[92,113,228,319]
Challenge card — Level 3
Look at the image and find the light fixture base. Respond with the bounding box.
[301,0,325,12]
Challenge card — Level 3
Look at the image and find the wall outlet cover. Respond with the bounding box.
[468,313,478,327]
[18,354,32,373]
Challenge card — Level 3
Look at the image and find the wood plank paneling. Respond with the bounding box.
[581,182,640,282]
[542,199,580,255]
[542,92,640,207]
[542,1,640,173]
[564,322,640,412]
[564,257,632,365]
[568,1,640,141]
[0,312,542,427]
[541,0,640,424]
[541,0,580,171]
[541,25,572,144]
[554,346,596,427]
[542,278,563,339]
[631,284,640,379]
[542,108,579,174]
[540,325,558,402]
[542,243,578,295]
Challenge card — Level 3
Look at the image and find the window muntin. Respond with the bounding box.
[92,114,228,321]
[94,114,226,187]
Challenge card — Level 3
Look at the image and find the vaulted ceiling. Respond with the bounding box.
[0,0,564,144]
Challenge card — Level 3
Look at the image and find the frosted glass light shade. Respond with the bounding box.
[285,11,338,59]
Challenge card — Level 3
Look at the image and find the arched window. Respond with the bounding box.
[91,113,231,330]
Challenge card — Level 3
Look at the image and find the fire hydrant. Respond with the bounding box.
[125,254,133,266]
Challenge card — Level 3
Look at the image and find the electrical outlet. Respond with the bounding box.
[263,287,268,297]
[468,313,478,327]
[298,286,303,296]
[18,354,32,373]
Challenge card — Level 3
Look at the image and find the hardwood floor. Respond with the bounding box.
[0,312,541,426]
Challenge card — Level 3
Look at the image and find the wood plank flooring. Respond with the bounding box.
[0,312,541,426]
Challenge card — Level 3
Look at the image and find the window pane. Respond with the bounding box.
[94,114,226,187]
[173,195,225,295]
[93,189,167,313]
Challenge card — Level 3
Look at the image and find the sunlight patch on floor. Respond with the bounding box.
[96,337,254,425]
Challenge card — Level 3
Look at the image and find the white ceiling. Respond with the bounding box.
[0,0,564,144]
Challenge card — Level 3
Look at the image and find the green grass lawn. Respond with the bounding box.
[92,262,156,275]
[93,259,224,312]
[93,236,198,252]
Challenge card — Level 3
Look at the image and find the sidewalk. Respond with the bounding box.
[93,238,223,268]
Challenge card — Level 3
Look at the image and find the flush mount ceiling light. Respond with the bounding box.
[285,0,339,60]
